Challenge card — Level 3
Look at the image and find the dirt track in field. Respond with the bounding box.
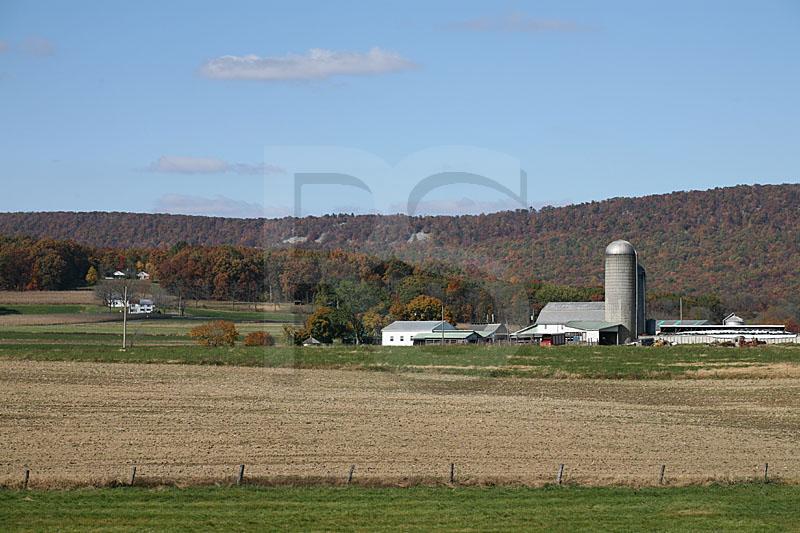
[1,360,799,487]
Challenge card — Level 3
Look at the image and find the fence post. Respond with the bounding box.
[659,464,665,485]
[347,465,356,484]
[764,463,769,483]
[237,464,245,486]
[129,465,137,486]
[22,467,30,490]
[450,463,456,484]
[557,464,564,485]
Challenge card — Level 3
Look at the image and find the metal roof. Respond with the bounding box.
[470,323,507,336]
[512,324,545,336]
[514,320,619,336]
[413,331,480,340]
[382,320,456,333]
[656,319,709,327]
[536,302,605,325]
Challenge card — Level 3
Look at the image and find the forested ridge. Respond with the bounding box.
[0,184,798,311]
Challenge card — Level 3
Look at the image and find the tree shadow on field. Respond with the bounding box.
[0,307,21,315]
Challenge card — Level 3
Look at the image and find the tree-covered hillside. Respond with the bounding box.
[0,184,797,309]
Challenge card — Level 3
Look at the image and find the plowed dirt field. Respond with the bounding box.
[1,360,798,487]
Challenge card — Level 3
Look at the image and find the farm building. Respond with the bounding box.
[513,319,622,345]
[137,271,151,280]
[655,315,798,344]
[302,337,322,347]
[105,295,156,314]
[381,321,456,346]
[470,323,509,343]
[510,240,647,345]
[413,331,482,345]
[130,299,155,314]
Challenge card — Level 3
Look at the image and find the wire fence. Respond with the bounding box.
[4,460,785,491]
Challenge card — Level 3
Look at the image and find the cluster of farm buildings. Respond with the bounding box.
[381,240,799,347]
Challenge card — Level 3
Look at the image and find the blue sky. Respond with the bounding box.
[1,1,798,217]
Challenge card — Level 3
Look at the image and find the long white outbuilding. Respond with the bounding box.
[381,320,455,346]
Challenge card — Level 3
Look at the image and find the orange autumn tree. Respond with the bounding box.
[189,320,238,347]
[402,295,455,324]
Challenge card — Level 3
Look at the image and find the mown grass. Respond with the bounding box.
[0,484,798,532]
[0,319,287,340]
[1,340,799,379]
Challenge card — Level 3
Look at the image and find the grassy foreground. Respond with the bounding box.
[1,484,798,531]
[1,340,799,379]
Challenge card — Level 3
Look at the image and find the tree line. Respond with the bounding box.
[2,235,795,333]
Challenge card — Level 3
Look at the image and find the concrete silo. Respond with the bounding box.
[604,240,638,343]
[636,264,647,336]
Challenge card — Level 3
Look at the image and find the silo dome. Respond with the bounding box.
[605,240,636,256]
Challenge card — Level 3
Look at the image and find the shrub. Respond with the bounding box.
[283,324,308,346]
[244,331,275,347]
[188,320,238,347]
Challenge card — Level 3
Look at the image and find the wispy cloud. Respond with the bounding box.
[200,47,416,81]
[154,194,290,219]
[145,155,284,175]
[20,36,55,56]
[449,13,584,33]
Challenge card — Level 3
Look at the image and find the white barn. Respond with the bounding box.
[381,320,456,346]
[512,302,623,345]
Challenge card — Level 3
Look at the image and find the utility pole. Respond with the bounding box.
[679,297,683,322]
[122,285,128,350]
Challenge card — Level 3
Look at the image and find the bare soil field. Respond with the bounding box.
[1,360,798,488]
[0,313,120,327]
[0,290,96,305]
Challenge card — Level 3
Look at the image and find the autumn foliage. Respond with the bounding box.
[188,321,238,347]
[2,184,800,327]
[243,331,275,347]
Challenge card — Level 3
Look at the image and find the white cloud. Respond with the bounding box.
[145,155,284,175]
[449,13,583,33]
[154,194,290,219]
[21,36,55,56]
[200,47,416,81]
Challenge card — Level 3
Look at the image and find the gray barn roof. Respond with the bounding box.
[471,323,508,336]
[536,302,605,325]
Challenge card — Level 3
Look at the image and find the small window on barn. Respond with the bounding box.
[390,336,394,342]
[400,336,404,342]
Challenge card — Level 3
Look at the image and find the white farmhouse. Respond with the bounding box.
[137,271,151,281]
[381,320,456,346]
[130,299,155,314]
